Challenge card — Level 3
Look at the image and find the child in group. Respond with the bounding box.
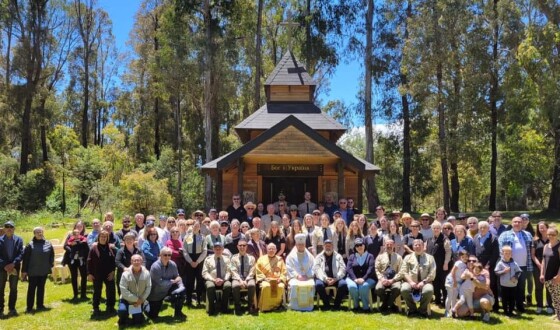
[64,229,88,266]
[445,250,469,317]
[494,245,522,316]
[453,261,485,317]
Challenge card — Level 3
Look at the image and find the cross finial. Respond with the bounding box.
[279,11,301,50]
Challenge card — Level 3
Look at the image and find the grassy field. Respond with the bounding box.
[1,212,560,329]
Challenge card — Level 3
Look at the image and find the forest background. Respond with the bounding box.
[1,0,559,222]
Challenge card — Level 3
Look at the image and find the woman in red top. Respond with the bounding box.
[166,227,185,276]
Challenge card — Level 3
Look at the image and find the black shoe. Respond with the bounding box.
[91,309,101,317]
[526,295,532,306]
[80,295,88,300]
[407,310,418,317]
[25,308,33,314]
[106,308,117,315]
[174,311,187,320]
[389,304,399,312]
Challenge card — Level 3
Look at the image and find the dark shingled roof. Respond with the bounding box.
[265,51,315,86]
[235,103,346,131]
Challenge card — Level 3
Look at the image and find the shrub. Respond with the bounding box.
[118,170,172,215]
[18,163,56,211]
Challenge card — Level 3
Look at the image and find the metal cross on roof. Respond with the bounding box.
[279,11,301,50]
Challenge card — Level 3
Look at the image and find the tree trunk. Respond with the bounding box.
[81,49,89,147]
[364,0,379,211]
[401,1,412,212]
[20,96,33,174]
[5,17,12,87]
[305,0,312,73]
[39,98,49,162]
[252,0,263,113]
[203,0,215,209]
[489,0,499,211]
[153,15,161,159]
[548,126,560,212]
[449,36,461,213]
[176,94,183,208]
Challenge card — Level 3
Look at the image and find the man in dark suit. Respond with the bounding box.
[473,220,500,312]
[0,221,24,317]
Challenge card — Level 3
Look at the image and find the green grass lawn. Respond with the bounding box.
[2,212,560,329]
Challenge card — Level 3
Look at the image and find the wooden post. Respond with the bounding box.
[216,171,223,211]
[238,158,244,196]
[337,160,344,200]
[358,172,363,213]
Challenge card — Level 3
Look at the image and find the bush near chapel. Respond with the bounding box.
[118,170,172,215]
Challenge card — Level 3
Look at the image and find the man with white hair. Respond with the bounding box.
[285,233,315,311]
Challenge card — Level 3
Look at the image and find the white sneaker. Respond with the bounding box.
[536,307,543,314]
[547,307,554,314]
[482,313,490,322]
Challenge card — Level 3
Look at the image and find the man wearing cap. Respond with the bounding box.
[255,243,287,312]
[286,233,315,311]
[202,241,232,315]
[288,205,301,222]
[298,192,317,219]
[457,213,468,227]
[146,247,186,320]
[137,216,166,248]
[244,202,257,227]
[400,239,436,317]
[230,237,256,315]
[419,213,433,240]
[375,239,404,312]
[313,239,347,310]
[172,209,183,221]
[226,194,246,222]
[0,221,24,317]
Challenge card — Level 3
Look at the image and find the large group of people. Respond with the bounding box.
[0,191,560,326]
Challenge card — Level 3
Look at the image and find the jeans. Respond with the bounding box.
[347,278,376,310]
[516,266,527,312]
[27,276,47,310]
[118,299,145,325]
[0,269,19,311]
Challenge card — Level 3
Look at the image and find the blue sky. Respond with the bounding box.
[99,0,362,115]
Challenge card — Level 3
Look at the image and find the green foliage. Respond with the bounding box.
[118,170,173,215]
[0,154,20,208]
[17,163,56,212]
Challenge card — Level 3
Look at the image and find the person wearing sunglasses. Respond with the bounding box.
[202,241,232,316]
[401,239,436,317]
[116,215,138,242]
[147,247,186,320]
[244,202,257,227]
[117,254,151,326]
[231,238,257,315]
[346,238,376,312]
[226,194,246,222]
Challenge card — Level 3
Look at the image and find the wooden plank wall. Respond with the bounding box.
[269,85,311,102]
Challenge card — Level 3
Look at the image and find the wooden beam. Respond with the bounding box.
[337,160,344,200]
[237,158,244,196]
[357,171,363,213]
[216,171,223,211]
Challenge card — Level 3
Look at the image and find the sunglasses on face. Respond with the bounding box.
[468,260,477,263]
[247,208,255,210]
[162,254,172,257]
[355,244,364,247]
[4,225,14,229]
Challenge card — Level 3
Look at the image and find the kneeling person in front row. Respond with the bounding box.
[313,239,348,310]
[147,247,186,320]
[202,241,232,315]
[118,254,151,325]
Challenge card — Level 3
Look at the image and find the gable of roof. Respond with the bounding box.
[264,51,315,86]
[202,115,379,173]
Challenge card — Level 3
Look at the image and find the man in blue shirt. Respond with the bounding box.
[0,221,24,317]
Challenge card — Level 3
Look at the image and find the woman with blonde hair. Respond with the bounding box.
[265,221,286,257]
[400,213,413,236]
[384,220,404,256]
[346,220,363,258]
